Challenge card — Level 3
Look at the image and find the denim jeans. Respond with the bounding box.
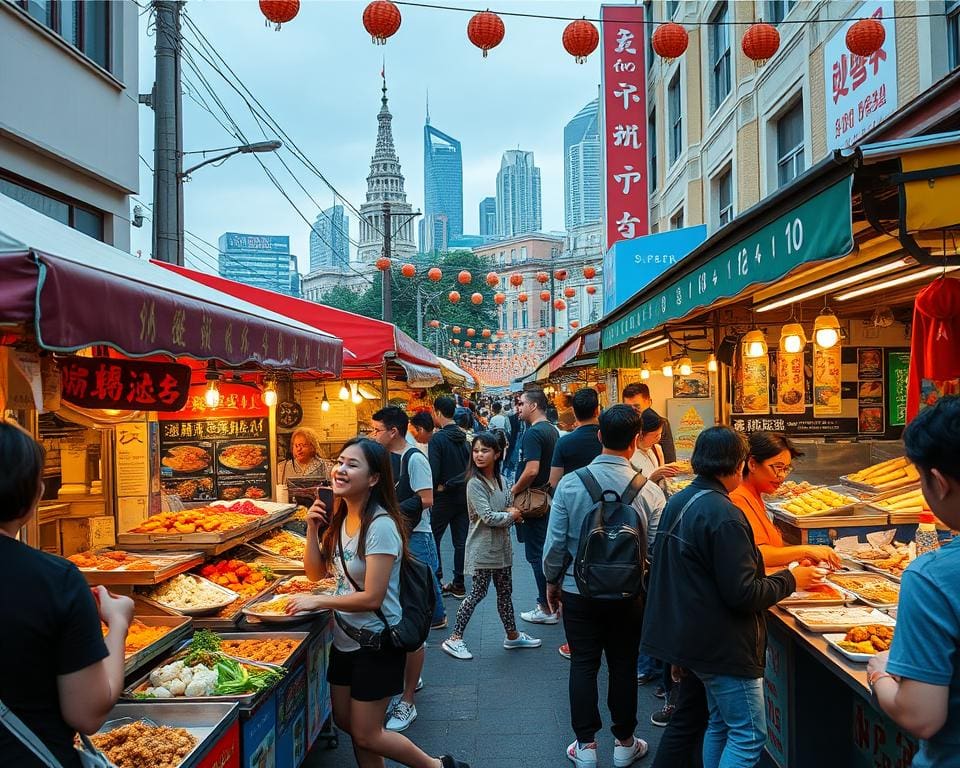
[520,514,548,608]
[408,530,445,624]
[636,653,663,679]
[694,672,766,768]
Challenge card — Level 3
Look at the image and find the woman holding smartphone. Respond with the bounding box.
[286,437,468,768]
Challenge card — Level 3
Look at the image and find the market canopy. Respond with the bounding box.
[0,195,342,374]
[437,357,476,388]
[156,261,443,387]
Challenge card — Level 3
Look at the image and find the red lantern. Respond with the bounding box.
[467,10,505,58]
[449,291,461,303]
[482,329,492,338]
[494,292,506,305]
[496,330,505,337]
[428,267,442,282]
[260,0,299,30]
[518,292,528,303]
[554,269,568,281]
[554,299,566,311]
[583,265,596,279]
[742,23,780,65]
[536,271,549,284]
[375,256,391,271]
[452,338,460,345]
[570,320,580,329]
[429,319,440,328]
[539,290,551,302]
[362,0,401,45]
[452,325,461,334]
[458,270,472,284]
[400,263,416,278]
[652,21,688,60]
[509,272,524,288]
[846,18,885,57]
[467,328,476,337]
[486,271,500,287]
[465,341,473,348]
[537,329,547,338]
[562,18,599,64]
[586,284,597,295]
[512,331,520,338]
[564,287,576,298]
[471,292,483,305]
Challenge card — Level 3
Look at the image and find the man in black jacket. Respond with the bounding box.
[642,427,820,768]
[429,395,471,599]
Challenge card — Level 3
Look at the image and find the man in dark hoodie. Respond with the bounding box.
[429,395,471,599]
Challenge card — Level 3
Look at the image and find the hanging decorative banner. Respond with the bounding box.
[814,344,843,416]
[776,350,806,414]
[741,357,770,415]
[59,356,191,412]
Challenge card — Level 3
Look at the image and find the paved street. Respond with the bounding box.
[305,538,664,767]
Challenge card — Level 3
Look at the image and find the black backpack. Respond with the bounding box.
[572,468,649,601]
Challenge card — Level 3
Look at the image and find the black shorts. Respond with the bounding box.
[327,644,406,702]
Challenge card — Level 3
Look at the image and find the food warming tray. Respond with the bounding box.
[117,505,294,552]
[122,615,194,676]
[76,551,205,586]
[827,571,901,609]
[785,606,895,633]
[823,633,883,663]
[765,486,862,522]
[138,575,243,617]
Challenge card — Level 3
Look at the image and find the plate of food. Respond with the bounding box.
[824,624,895,662]
[242,594,327,623]
[827,572,900,608]
[779,583,850,608]
[785,606,895,633]
[273,575,337,595]
[218,443,267,471]
[161,445,212,474]
[164,476,215,502]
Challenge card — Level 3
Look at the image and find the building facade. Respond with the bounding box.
[641,0,953,240]
[564,98,602,231]
[218,232,298,296]
[422,112,463,252]
[479,196,497,238]
[309,205,350,273]
[495,150,542,238]
[0,0,139,250]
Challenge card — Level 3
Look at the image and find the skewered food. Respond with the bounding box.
[88,721,196,768]
[781,487,857,516]
[829,574,900,604]
[220,638,301,664]
[837,624,894,654]
[253,530,306,560]
[129,508,251,534]
[847,457,920,489]
[143,575,236,612]
[197,558,276,597]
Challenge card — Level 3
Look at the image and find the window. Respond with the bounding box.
[667,1,680,18]
[668,73,682,165]
[670,208,684,230]
[709,3,731,112]
[950,1,960,70]
[715,168,733,226]
[768,0,796,24]
[15,0,110,71]
[520,246,528,260]
[0,171,104,241]
[648,110,658,192]
[522,308,528,328]
[776,101,805,188]
[512,309,518,328]
[539,308,549,327]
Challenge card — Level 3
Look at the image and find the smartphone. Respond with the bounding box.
[316,486,334,512]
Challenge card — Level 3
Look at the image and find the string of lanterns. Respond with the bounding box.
[260,0,889,63]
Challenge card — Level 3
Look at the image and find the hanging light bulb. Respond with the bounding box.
[742,329,768,359]
[339,382,350,400]
[662,360,674,378]
[639,355,651,380]
[707,354,718,373]
[321,386,330,412]
[262,378,278,407]
[204,377,221,409]
[678,355,693,377]
[813,309,841,349]
[351,383,362,404]
[779,322,807,354]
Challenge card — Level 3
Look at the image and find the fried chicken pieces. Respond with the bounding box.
[88,721,196,768]
[837,624,894,654]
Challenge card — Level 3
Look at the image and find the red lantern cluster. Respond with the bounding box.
[260,0,300,30]
[400,263,416,278]
[846,18,885,57]
[362,1,401,45]
[652,22,688,61]
[467,10,505,58]
[562,18,599,64]
[428,267,442,282]
[742,23,780,65]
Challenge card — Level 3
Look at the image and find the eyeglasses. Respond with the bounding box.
[766,463,794,477]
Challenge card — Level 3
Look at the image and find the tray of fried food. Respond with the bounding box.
[216,632,309,666]
[87,718,198,768]
[103,615,194,675]
[827,571,901,608]
[768,486,861,520]
[825,624,896,662]
[272,574,337,595]
[767,480,820,499]
[118,507,258,546]
[841,457,920,493]
[248,529,307,563]
[847,542,913,582]
[864,487,929,521]
[70,550,205,585]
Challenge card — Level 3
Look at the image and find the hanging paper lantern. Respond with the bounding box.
[429,319,440,328]
[465,341,472,348]
[482,329,492,338]
[452,338,460,345]
[562,18,599,64]
[586,285,597,295]
[651,21,688,61]
[471,292,483,305]
[457,270,472,284]
[536,271,549,284]
[400,263,416,278]
[449,290,461,303]
[554,269,568,281]
[485,271,500,287]
[452,325,461,334]
[570,320,580,329]
[539,290,551,302]
[260,0,300,30]
[427,267,442,282]
[742,23,780,65]
[583,265,597,279]
[375,256,391,271]
[509,272,524,288]
[846,18,885,57]
[537,329,547,338]
[493,292,506,305]
[518,292,529,303]
[466,328,476,337]
[362,0,401,45]
[554,299,566,311]
[564,287,576,298]
[467,10,505,58]
[496,330,505,337]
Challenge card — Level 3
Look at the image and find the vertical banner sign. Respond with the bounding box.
[814,344,843,417]
[601,5,648,252]
[742,357,771,415]
[764,629,790,768]
[776,351,806,414]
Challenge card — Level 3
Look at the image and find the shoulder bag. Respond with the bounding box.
[514,486,551,519]
[0,698,115,768]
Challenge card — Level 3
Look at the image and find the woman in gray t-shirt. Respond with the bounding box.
[286,437,469,768]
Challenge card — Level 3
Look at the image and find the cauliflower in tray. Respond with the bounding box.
[143,662,217,699]
[185,665,218,697]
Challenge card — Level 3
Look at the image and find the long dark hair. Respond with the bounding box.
[320,437,408,561]
[465,431,504,490]
[744,432,804,477]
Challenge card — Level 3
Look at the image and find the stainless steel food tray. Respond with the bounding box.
[827,571,901,609]
[76,551,205,586]
[138,575,242,617]
[123,615,194,676]
[766,485,862,523]
[117,506,294,552]
[123,654,282,703]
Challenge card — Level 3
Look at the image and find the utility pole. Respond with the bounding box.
[381,202,392,322]
[151,0,184,265]
[415,283,423,343]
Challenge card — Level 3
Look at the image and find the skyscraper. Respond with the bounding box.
[564,98,602,230]
[496,150,542,238]
[309,205,350,272]
[422,101,463,253]
[479,196,497,238]
[218,233,297,296]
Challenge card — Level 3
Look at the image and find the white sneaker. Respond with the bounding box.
[567,740,598,767]
[503,632,542,650]
[385,701,417,732]
[520,606,560,624]
[441,638,473,660]
[613,736,649,767]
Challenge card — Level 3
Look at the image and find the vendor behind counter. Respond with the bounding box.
[279,427,333,484]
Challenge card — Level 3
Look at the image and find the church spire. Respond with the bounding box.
[366,70,406,202]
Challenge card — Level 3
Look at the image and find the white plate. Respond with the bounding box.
[824,633,883,663]
[786,606,895,633]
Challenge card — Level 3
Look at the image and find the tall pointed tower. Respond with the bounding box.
[357,73,416,267]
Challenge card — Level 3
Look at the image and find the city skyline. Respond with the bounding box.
[422,103,463,253]
[564,97,602,231]
[496,149,542,238]
[218,232,298,296]
[309,205,350,272]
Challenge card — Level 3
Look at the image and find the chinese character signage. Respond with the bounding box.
[824,4,897,151]
[59,356,190,412]
[777,350,806,415]
[601,5,648,252]
[814,344,843,417]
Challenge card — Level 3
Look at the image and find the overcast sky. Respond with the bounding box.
[132,0,604,273]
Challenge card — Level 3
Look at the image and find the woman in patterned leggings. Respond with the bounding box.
[441,431,542,660]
